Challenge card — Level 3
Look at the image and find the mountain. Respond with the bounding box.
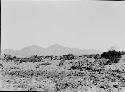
[1,44,102,57]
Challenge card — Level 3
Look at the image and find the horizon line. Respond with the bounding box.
[1,44,117,52]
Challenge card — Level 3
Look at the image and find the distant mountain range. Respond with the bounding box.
[1,44,102,57]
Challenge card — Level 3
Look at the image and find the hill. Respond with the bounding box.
[1,44,102,57]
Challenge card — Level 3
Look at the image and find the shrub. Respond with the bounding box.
[101,50,122,65]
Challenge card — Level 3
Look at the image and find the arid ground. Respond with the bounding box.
[0,51,125,92]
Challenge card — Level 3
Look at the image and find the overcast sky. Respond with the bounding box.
[1,0,125,51]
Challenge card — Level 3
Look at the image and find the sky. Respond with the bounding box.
[1,0,125,51]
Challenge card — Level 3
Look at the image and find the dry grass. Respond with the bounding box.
[0,56,125,92]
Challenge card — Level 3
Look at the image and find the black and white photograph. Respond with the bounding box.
[1,0,125,91]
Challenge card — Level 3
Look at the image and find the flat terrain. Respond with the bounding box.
[0,54,125,92]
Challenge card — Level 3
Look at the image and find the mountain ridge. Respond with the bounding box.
[1,44,102,57]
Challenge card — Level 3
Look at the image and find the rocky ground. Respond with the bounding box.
[0,53,125,92]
